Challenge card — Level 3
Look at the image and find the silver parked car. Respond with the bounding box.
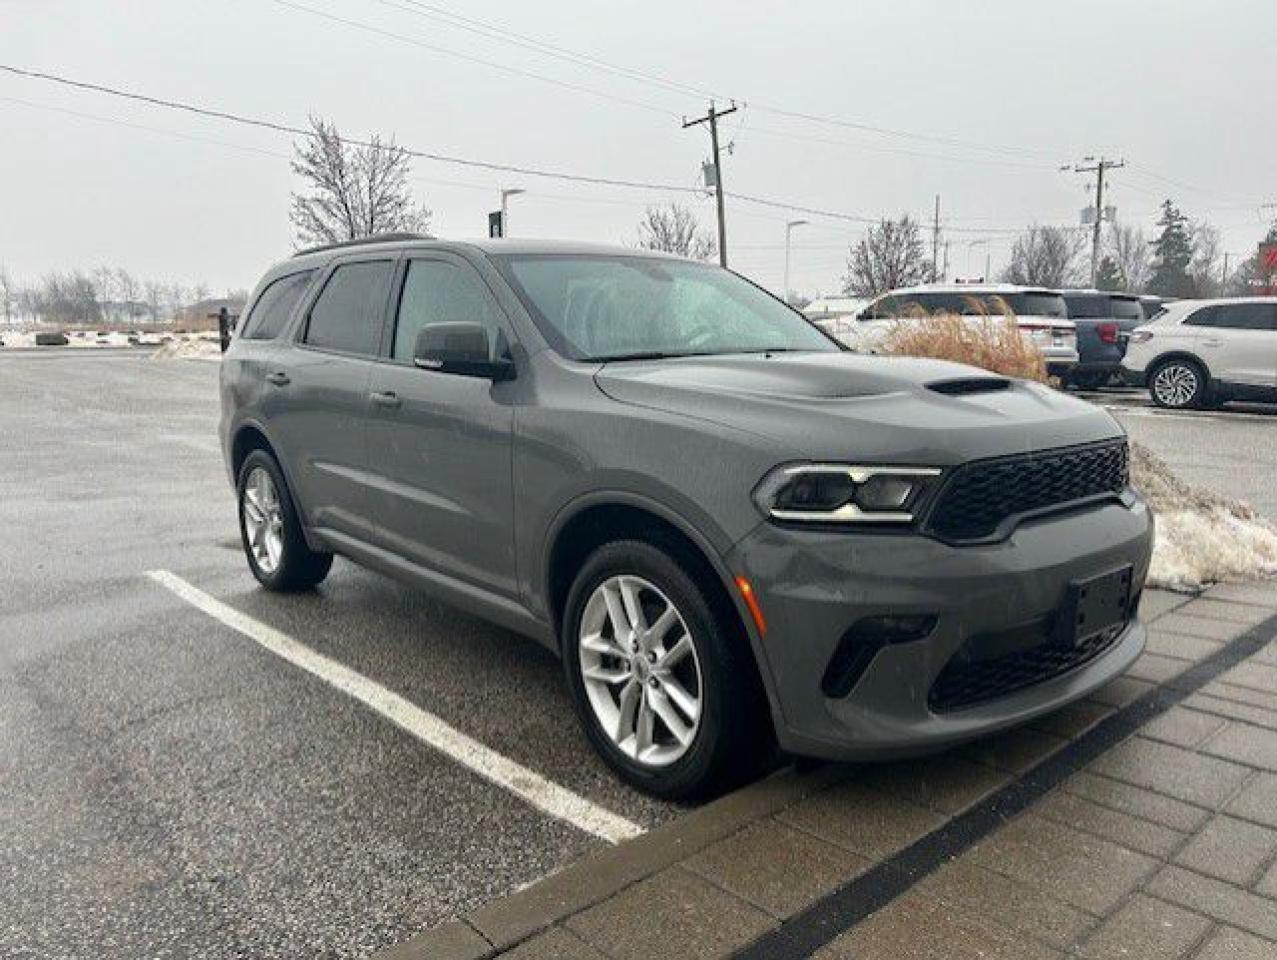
[220,236,1152,798]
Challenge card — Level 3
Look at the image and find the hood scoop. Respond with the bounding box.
[927,377,1011,396]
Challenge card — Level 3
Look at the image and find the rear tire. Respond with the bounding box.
[562,539,767,801]
[237,449,333,592]
[1148,357,1207,409]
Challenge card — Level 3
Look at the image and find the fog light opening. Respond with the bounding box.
[821,614,937,699]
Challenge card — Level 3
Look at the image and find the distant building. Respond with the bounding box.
[180,296,245,327]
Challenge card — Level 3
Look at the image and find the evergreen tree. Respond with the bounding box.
[1095,256,1123,291]
[1146,200,1195,297]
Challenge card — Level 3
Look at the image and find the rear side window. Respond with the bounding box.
[392,260,506,361]
[1186,303,1277,331]
[240,270,314,340]
[1109,297,1143,321]
[303,261,394,355]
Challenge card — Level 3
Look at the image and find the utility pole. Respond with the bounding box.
[783,219,808,304]
[931,195,941,281]
[1066,157,1125,286]
[1222,251,1231,294]
[683,101,738,268]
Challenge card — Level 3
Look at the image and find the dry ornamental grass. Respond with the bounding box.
[877,309,1048,382]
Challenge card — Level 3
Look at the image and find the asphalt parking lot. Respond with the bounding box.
[1074,387,1277,521]
[3,352,1275,960]
[0,351,683,959]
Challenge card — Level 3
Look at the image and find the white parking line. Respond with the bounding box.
[146,569,644,845]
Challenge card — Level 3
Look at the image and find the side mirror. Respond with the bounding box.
[413,322,514,381]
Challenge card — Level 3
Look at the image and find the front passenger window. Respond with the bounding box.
[393,260,507,361]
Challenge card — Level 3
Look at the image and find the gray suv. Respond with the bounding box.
[220,236,1153,799]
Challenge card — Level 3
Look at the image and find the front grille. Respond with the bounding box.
[925,440,1128,543]
[928,622,1127,712]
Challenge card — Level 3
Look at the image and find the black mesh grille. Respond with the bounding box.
[925,440,1128,543]
[928,622,1127,713]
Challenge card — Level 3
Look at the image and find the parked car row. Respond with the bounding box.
[813,284,1167,384]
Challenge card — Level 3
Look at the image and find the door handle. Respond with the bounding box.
[370,390,402,408]
[1202,338,1223,347]
[265,371,290,386]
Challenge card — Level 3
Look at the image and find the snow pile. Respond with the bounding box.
[1132,442,1277,592]
[151,337,221,361]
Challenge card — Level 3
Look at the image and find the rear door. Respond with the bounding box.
[269,255,395,542]
[1186,302,1277,388]
[364,252,518,598]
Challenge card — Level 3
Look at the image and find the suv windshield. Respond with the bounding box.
[493,255,839,361]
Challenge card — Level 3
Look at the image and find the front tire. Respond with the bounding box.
[562,539,766,800]
[1148,357,1207,409]
[237,449,333,592]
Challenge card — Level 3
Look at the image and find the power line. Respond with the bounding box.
[344,0,1065,163]
[0,63,705,194]
[0,63,1099,242]
[366,0,723,102]
[268,0,681,119]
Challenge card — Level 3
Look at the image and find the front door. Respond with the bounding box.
[1190,302,1277,388]
[365,254,518,598]
[268,256,395,542]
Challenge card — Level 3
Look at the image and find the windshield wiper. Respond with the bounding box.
[595,350,715,362]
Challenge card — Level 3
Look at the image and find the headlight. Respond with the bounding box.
[1128,330,1153,344]
[753,464,943,524]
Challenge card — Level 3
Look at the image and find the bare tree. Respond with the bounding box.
[289,115,431,247]
[0,265,14,325]
[1001,226,1085,288]
[1106,224,1150,292]
[114,268,143,323]
[634,203,716,260]
[143,280,166,323]
[1188,223,1222,297]
[842,216,932,296]
[38,271,100,325]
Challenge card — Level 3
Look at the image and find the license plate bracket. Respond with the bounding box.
[1055,565,1133,647]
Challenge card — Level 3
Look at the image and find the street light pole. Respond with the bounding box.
[500,188,525,236]
[784,219,808,304]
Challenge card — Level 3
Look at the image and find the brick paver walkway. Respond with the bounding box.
[379,581,1277,960]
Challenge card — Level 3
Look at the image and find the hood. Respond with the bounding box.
[594,352,1122,465]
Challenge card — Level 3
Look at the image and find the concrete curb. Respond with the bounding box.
[371,764,849,960]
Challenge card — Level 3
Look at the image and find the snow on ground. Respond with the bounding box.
[1132,442,1277,592]
[150,336,221,361]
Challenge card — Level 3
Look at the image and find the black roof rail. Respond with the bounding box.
[293,232,432,257]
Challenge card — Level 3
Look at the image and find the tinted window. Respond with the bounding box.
[240,270,314,340]
[1063,294,1108,319]
[1003,292,1067,318]
[495,256,837,360]
[303,261,393,355]
[1110,297,1144,321]
[393,260,506,361]
[1186,303,1276,331]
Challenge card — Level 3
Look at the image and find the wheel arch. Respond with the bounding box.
[229,420,324,553]
[541,494,783,729]
[1144,350,1211,387]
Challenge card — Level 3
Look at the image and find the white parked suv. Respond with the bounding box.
[852,285,1079,376]
[1121,298,1277,409]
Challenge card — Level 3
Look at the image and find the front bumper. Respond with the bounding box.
[729,494,1153,761]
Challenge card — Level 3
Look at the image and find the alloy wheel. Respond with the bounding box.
[242,466,285,575]
[578,575,703,767]
[1152,362,1199,408]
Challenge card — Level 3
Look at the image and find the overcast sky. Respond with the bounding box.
[1,0,1273,298]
